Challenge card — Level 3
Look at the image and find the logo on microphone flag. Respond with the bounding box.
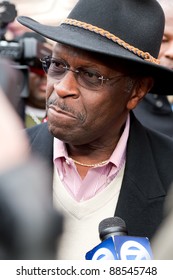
[85,236,153,260]
[114,236,153,260]
[85,237,118,260]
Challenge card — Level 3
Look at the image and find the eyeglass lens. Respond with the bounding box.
[41,56,107,90]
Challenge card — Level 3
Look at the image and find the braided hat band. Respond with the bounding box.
[63,18,160,65]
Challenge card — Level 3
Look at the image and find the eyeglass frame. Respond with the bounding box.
[40,56,127,91]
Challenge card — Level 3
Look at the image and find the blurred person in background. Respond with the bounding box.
[25,60,48,127]
[134,0,173,137]
[14,32,52,128]
[25,58,48,127]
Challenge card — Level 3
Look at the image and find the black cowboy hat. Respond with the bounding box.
[17,0,173,95]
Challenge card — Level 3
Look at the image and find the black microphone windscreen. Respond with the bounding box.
[99,217,128,241]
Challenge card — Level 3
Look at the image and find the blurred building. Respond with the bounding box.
[5,0,79,39]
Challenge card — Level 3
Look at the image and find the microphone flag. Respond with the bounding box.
[86,236,153,260]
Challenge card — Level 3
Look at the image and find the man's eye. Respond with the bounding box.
[81,69,100,80]
[84,71,95,78]
[51,60,64,68]
[48,60,66,75]
[162,36,169,43]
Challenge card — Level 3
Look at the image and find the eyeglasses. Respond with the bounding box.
[40,56,126,91]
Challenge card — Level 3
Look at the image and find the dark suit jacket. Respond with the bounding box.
[26,113,173,241]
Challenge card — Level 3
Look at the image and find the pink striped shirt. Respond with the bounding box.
[53,114,130,202]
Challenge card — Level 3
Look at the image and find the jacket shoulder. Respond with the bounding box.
[26,123,53,162]
[26,123,51,143]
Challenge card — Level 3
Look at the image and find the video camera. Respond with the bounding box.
[0,1,52,118]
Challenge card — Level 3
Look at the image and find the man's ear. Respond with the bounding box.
[127,77,154,110]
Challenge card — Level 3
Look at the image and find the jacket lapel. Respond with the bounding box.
[115,114,165,239]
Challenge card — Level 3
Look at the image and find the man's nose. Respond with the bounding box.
[53,70,80,98]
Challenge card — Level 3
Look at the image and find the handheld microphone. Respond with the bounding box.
[85,217,153,260]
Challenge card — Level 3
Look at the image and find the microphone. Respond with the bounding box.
[85,217,153,260]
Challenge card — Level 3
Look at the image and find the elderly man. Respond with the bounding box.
[17,0,173,259]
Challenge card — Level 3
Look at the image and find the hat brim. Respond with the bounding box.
[18,16,173,95]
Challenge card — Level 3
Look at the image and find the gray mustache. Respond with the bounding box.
[46,99,85,122]
[47,99,74,114]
